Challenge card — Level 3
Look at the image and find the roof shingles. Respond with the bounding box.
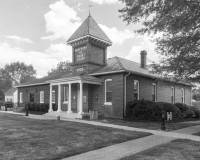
[67,15,112,44]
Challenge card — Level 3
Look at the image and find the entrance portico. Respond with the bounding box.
[46,75,102,118]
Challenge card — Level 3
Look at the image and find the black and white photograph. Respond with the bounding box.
[0,0,200,159]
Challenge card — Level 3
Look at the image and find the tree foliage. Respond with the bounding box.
[4,62,36,84]
[119,0,200,82]
[0,69,12,101]
[0,62,36,101]
[48,61,71,75]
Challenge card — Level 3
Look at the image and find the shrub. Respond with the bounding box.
[185,109,195,118]
[29,103,36,110]
[174,103,189,113]
[35,103,40,111]
[25,103,30,109]
[43,103,49,112]
[190,107,200,119]
[127,99,162,121]
[158,102,181,121]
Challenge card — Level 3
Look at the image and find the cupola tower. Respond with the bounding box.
[67,15,112,74]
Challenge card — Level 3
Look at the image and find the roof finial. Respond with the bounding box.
[89,5,92,16]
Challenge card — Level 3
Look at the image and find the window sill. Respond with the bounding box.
[63,101,68,104]
[104,102,112,105]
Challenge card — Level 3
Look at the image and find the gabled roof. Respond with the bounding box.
[15,72,68,87]
[4,87,17,96]
[67,15,112,45]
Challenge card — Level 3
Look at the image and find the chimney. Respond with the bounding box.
[140,50,147,69]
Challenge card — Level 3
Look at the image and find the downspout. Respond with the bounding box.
[124,72,131,117]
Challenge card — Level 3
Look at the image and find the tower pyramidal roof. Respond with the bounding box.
[67,15,112,46]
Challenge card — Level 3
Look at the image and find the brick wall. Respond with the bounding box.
[71,41,107,74]
[90,45,104,65]
[18,84,50,107]
[126,75,192,108]
[91,73,124,118]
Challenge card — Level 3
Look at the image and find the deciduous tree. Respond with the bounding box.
[119,0,200,82]
[4,62,36,84]
[48,61,71,75]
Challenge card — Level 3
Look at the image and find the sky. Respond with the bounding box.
[0,0,160,78]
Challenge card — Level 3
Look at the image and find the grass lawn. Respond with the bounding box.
[121,139,200,160]
[0,113,151,160]
[83,117,200,131]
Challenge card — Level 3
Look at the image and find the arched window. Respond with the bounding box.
[152,83,157,102]
[105,79,112,105]
[134,80,139,100]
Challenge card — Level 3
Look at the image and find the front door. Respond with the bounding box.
[77,85,80,112]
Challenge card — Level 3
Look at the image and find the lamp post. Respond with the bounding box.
[25,104,29,116]
[161,110,166,130]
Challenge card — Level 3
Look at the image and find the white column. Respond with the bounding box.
[67,83,72,113]
[57,84,62,112]
[78,82,83,114]
[49,85,53,112]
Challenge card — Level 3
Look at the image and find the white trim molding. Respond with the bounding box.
[134,80,139,100]
[152,83,157,102]
[52,90,55,103]
[20,92,23,103]
[181,88,185,104]
[104,79,112,105]
[40,91,44,103]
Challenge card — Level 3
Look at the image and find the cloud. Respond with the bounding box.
[99,24,134,45]
[5,35,33,43]
[0,42,71,78]
[90,0,119,5]
[45,43,72,61]
[42,0,81,40]
[107,50,114,59]
[125,35,160,63]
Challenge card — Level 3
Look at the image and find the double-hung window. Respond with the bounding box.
[63,86,68,103]
[134,80,139,100]
[40,91,44,103]
[20,93,23,103]
[171,87,175,103]
[181,88,185,104]
[152,83,157,102]
[52,91,55,103]
[105,79,112,105]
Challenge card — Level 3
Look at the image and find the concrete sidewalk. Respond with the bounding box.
[65,135,176,160]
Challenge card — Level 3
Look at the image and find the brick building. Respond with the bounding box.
[16,15,192,119]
